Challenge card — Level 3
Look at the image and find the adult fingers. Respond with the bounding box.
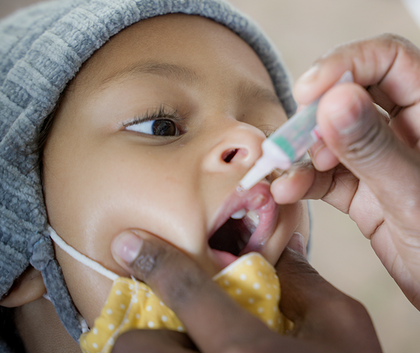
[111,330,197,353]
[316,82,420,219]
[294,34,420,171]
[111,231,381,353]
[309,104,391,172]
[111,230,278,353]
[308,138,339,172]
[276,248,382,353]
[274,83,420,223]
[293,33,420,111]
[270,160,360,216]
[273,82,420,220]
[270,160,317,204]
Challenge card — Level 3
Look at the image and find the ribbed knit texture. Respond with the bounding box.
[0,0,296,348]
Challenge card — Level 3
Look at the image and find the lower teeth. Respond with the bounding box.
[246,210,259,227]
[230,209,260,227]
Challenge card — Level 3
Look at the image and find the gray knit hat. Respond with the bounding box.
[0,0,296,344]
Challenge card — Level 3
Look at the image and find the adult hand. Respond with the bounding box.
[111,231,381,353]
[271,34,420,310]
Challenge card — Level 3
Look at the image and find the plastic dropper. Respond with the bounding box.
[239,71,353,190]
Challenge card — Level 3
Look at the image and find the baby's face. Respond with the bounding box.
[43,14,309,326]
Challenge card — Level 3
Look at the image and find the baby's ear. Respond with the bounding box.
[0,267,46,308]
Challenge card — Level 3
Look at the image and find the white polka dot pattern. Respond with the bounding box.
[80,253,293,353]
[80,277,184,353]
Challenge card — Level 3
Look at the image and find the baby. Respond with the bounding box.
[0,1,310,352]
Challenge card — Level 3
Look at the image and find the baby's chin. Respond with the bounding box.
[204,237,283,276]
[210,249,244,270]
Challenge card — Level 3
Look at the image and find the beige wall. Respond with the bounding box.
[227,2,420,353]
[227,2,420,352]
[228,2,420,353]
[2,1,420,352]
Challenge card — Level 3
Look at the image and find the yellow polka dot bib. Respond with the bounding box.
[79,253,292,353]
[48,228,292,353]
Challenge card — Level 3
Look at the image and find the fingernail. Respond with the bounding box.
[310,139,325,157]
[296,64,320,85]
[287,232,307,257]
[277,170,290,180]
[112,231,143,264]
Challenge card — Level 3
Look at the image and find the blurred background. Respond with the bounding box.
[1,0,420,352]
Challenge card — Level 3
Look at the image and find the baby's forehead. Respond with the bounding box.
[67,14,277,102]
[72,16,215,81]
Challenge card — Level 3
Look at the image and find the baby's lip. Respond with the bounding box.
[208,182,279,268]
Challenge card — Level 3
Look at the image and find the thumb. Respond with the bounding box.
[276,248,381,352]
[317,82,420,213]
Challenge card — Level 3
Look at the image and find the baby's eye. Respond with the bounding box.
[126,119,180,136]
[124,105,185,137]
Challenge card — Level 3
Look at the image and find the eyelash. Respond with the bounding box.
[123,107,277,139]
[123,105,185,137]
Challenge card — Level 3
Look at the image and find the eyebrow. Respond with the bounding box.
[99,61,281,106]
[99,61,202,88]
[238,81,281,106]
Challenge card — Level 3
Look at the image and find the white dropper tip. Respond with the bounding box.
[238,156,275,190]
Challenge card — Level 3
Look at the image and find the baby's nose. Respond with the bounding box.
[201,123,266,174]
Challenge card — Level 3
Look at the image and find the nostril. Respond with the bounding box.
[222,149,239,163]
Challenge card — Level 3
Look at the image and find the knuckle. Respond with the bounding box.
[324,295,370,326]
[378,32,404,44]
[377,32,414,50]
[321,165,356,210]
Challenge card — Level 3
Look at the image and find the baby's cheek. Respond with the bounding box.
[54,246,114,328]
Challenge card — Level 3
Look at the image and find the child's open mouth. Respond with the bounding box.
[208,210,259,256]
[208,183,278,268]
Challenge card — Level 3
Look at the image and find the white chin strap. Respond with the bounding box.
[48,226,121,333]
[48,226,118,281]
